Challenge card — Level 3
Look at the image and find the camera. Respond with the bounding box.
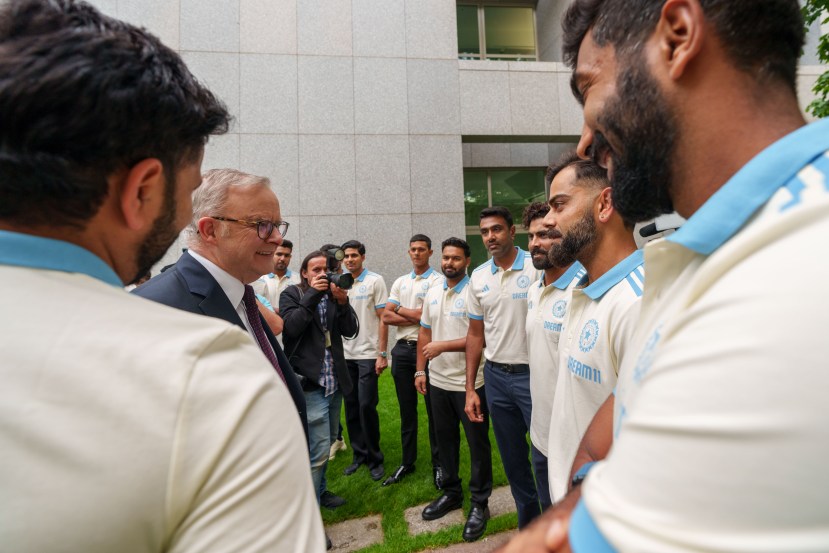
[324,248,354,290]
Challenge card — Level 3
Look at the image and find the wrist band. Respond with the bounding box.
[414,371,426,378]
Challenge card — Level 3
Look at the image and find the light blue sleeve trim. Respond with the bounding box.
[468,313,484,320]
[573,461,596,480]
[375,303,386,309]
[420,322,432,329]
[570,500,617,553]
[387,298,401,306]
[255,293,275,312]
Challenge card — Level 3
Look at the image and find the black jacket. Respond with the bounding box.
[280,284,358,396]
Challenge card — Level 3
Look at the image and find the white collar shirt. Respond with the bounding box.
[467,247,540,364]
[526,262,586,457]
[388,267,442,341]
[546,250,643,501]
[571,119,829,552]
[420,275,483,392]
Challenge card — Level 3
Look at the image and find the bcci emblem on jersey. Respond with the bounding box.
[579,319,599,353]
[454,298,464,309]
[552,300,567,318]
[517,275,530,289]
[359,284,367,293]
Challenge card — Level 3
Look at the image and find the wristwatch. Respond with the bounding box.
[380,351,387,358]
[394,304,402,314]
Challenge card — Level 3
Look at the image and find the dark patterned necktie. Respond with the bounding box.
[242,285,286,385]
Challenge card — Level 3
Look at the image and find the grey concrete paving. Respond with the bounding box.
[326,514,384,552]
[427,530,517,552]
[323,486,517,552]
[404,486,516,536]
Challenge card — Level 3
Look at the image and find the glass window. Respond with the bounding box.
[463,168,547,269]
[484,7,535,58]
[490,170,546,226]
[457,5,480,58]
[456,3,536,61]
[463,171,489,226]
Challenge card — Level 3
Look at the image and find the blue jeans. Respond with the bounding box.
[483,360,540,528]
[305,387,343,502]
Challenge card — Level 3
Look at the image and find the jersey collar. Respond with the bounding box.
[668,118,829,255]
[490,246,527,274]
[543,261,585,290]
[410,267,435,279]
[444,274,470,293]
[581,249,644,301]
[0,230,122,287]
[355,268,369,282]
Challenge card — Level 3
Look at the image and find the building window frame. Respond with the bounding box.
[457,1,538,62]
[464,167,547,268]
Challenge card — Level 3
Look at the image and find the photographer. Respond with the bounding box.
[281,250,358,521]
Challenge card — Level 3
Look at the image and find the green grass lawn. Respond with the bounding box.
[322,371,519,552]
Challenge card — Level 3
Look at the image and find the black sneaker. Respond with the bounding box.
[320,490,346,510]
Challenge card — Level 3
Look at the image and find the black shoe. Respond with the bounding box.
[462,504,490,542]
[320,490,346,510]
[369,464,385,481]
[433,465,446,490]
[343,461,363,476]
[325,533,332,550]
[422,494,463,521]
[381,464,414,486]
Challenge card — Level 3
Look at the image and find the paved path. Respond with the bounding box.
[324,486,517,552]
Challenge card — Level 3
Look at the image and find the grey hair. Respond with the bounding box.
[186,168,271,247]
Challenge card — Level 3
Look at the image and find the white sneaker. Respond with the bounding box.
[329,437,347,460]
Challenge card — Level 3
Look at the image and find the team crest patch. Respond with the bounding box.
[579,319,599,353]
[633,325,663,383]
[422,282,429,290]
[454,298,464,309]
[359,285,367,293]
[552,300,567,318]
[517,275,530,289]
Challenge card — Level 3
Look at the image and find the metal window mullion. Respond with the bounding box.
[478,5,486,60]
[487,171,493,207]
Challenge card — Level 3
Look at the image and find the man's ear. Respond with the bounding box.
[596,187,614,223]
[196,217,220,244]
[118,158,165,231]
[656,0,705,81]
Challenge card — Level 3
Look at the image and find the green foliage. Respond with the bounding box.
[803,0,829,118]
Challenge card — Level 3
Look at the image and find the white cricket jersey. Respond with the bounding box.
[546,250,643,501]
[253,270,300,308]
[0,232,325,553]
[343,269,388,360]
[570,119,829,552]
[420,275,484,392]
[526,262,586,458]
[467,247,540,364]
[388,267,442,341]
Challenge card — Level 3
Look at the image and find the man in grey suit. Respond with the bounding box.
[135,168,306,433]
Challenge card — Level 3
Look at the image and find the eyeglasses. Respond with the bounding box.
[210,217,290,240]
